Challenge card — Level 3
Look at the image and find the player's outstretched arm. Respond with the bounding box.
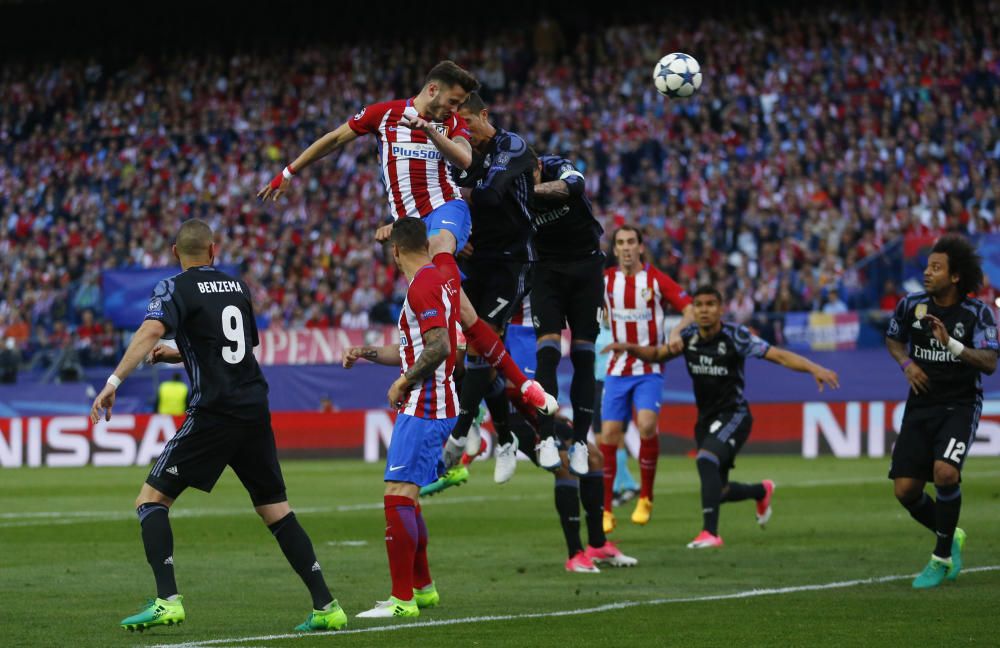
[343,345,401,368]
[923,313,999,374]
[763,346,840,392]
[603,342,675,363]
[90,320,167,423]
[257,122,359,201]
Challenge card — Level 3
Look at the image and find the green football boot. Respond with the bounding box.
[119,596,185,632]
[946,528,966,582]
[413,582,440,608]
[294,600,348,632]
[912,555,950,589]
[419,465,470,498]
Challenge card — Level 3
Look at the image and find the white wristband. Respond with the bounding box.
[947,337,966,358]
[282,166,294,180]
[107,374,122,389]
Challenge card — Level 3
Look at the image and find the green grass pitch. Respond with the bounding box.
[3,456,999,647]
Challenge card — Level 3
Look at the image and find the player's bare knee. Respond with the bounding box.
[933,462,960,487]
[135,484,172,509]
[893,480,923,504]
[255,501,291,526]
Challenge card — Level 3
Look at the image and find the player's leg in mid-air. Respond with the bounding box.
[422,204,554,417]
[687,410,772,549]
[890,406,971,589]
[533,256,604,474]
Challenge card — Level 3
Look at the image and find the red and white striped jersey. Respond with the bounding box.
[398,264,460,419]
[604,264,691,376]
[348,99,470,222]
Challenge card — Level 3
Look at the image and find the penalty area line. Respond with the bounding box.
[147,565,1000,647]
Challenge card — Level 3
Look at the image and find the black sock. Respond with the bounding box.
[269,512,333,610]
[484,386,512,447]
[933,485,962,559]
[902,492,937,533]
[569,344,596,444]
[555,480,583,558]
[508,411,539,465]
[452,361,491,441]
[696,457,722,535]
[535,343,561,440]
[137,503,178,599]
[722,482,766,503]
[579,471,607,549]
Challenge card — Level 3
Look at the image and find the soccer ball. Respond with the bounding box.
[653,53,702,98]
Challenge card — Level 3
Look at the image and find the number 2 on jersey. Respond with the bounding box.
[221,305,246,364]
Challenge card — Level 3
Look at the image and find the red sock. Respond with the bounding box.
[639,435,660,500]
[599,443,617,512]
[432,252,462,289]
[384,495,417,601]
[412,505,432,589]
[464,319,529,389]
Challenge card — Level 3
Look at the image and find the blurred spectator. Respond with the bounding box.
[341,302,370,330]
[76,309,102,364]
[0,337,20,383]
[5,311,30,349]
[879,280,904,312]
[822,288,849,315]
[727,289,756,324]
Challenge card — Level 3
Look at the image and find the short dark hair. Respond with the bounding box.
[461,91,487,114]
[390,217,429,253]
[693,285,723,302]
[426,60,479,93]
[612,225,643,245]
[176,219,213,258]
[932,233,984,295]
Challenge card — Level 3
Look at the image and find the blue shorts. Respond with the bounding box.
[384,414,457,486]
[505,324,537,378]
[602,374,663,423]
[424,200,472,254]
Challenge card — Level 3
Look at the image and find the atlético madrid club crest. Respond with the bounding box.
[915,303,927,320]
[640,287,652,301]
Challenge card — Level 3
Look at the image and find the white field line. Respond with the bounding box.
[6,468,1000,528]
[0,494,539,528]
[146,565,1000,648]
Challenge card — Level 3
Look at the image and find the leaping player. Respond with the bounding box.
[257,60,555,416]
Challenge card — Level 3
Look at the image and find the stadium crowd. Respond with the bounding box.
[3,1,1000,365]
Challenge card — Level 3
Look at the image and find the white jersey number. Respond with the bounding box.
[221,305,247,364]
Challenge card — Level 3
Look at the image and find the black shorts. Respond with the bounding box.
[694,408,753,469]
[145,411,287,506]
[889,403,980,482]
[461,257,532,328]
[530,255,604,341]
